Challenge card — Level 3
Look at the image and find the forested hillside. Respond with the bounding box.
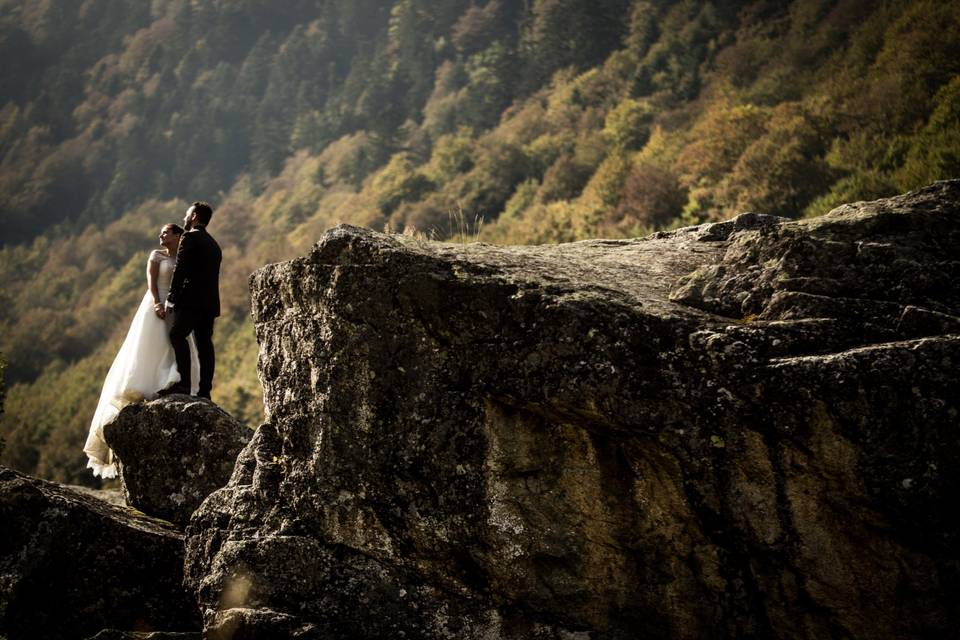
[1,0,958,485]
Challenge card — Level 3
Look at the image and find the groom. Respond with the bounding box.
[163,201,222,399]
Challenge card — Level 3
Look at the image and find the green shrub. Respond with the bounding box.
[581,152,632,209]
[427,127,476,184]
[317,131,389,188]
[603,98,654,151]
[371,153,435,214]
[803,172,898,218]
[538,154,593,203]
[896,76,960,190]
[719,102,836,217]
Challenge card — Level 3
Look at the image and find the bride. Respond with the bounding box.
[83,223,200,478]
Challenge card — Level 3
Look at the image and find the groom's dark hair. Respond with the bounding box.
[193,201,214,225]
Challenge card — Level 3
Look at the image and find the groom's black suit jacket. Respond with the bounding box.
[168,225,222,317]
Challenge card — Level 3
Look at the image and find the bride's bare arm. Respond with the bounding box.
[148,256,161,303]
[148,253,165,318]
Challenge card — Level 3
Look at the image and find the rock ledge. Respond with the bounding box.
[186,183,959,639]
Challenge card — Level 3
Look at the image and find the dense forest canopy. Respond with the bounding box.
[1,0,958,484]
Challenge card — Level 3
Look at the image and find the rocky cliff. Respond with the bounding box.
[0,395,250,639]
[184,181,960,639]
[105,396,251,527]
[0,468,200,640]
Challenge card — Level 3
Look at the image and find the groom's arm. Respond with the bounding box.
[166,232,198,308]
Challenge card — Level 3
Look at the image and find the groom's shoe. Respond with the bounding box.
[158,384,190,397]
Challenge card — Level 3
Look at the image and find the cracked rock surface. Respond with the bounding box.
[186,181,960,639]
[105,396,252,527]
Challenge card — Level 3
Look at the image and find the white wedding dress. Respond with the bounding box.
[83,249,199,478]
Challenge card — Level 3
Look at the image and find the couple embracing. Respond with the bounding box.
[83,202,222,478]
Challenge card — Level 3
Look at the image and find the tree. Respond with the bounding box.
[538,153,592,203]
[443,138,531,220]
[719,102,835,217]
[603,98,655,152]
[427,126,475,184]
[605,162,686,234]
[630,1,731,102]
[372,153,435,214]
[896,76,960,190]
[452,1,503,55]
[522,0,631,88]
[803,171,897,219]
[675,103,770,184]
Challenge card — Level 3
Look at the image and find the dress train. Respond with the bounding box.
[84,253,199,478]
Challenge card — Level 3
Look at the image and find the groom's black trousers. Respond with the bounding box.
[170,307,215,397]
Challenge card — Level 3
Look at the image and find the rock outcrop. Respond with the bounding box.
[185,182,960,638]
[0,467,200,640]
[104,396,251,527]
[85,631,201,640]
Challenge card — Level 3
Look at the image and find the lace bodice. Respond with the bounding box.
[149,250,177,299]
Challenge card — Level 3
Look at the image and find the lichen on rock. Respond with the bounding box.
[185,181,960,638]
[104,395,252,528]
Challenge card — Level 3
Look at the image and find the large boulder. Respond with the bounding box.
[186,182,960,638]
[104,396,251,527]
[0,467,200,640]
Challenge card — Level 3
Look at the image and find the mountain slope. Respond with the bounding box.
[1,0,958,484]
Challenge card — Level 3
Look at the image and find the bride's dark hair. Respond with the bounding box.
[164,223,185,235]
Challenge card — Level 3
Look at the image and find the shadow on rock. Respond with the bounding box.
[0,467,201,640]
[104,396,252,528]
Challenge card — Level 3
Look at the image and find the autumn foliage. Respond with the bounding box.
[1,0,958,483]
